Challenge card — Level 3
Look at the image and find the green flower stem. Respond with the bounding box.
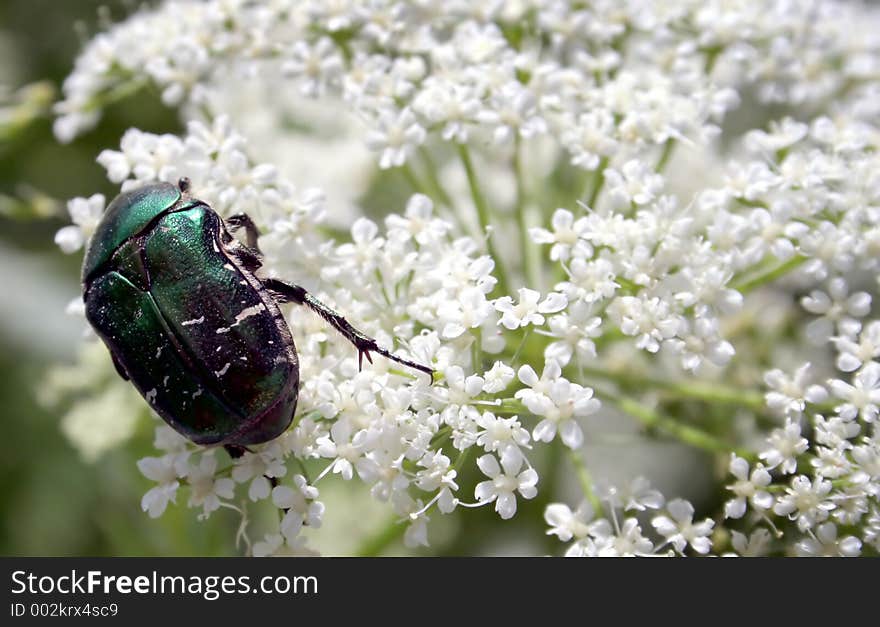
[400,162,433,198]
[417,147,488,242]
[731,255,807,294]
[703,45,723,75]
[584,156,609,209]
[493,395,752,459]
[356,515,407,556]
[82,75,148,113]
[604,390,755,459]
[0,81,55,143]
[400,160,472,239]
[431,425,453,449]
[293,458,312,484]
[472,326,483,372]
[579,366,766,411]
[458,143,512,294]
[655,138,676,173]
[453,446,471,474]
[418,146,455,208]
[513,136,542,289]
[567,448,603,512]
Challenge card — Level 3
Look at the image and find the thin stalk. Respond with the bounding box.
[418,146,455,208]
[404,156,474,239]
[356,515,407,556]
[457,144,512,294]
[585,156,609,209]
[82,75,148,113]
[400,162,432,197]
[655,138,676,173]
[567,448,603,512]
[604,391,755,459]
[514,136,541,289]
[494,396,751,459]
[472,327,483,372]
[580,366,766,411]
[731,255,807,294]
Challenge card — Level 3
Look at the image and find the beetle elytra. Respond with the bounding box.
[82,178,433,457]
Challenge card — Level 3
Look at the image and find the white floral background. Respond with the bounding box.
[3,0,880,556]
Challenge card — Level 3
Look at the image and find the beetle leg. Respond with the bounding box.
[263,278,435,382]
[226,213,262,253]
[224,444,252,459]
[229,242,263,272]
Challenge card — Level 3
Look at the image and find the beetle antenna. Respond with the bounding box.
[178,177,191,193]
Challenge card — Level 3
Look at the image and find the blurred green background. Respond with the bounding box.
[0,0,207,556]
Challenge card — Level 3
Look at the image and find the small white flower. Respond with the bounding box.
[528,379,599,449]
[365,107,426,169]
[482,361,515,394]
[55,194,105,253]
[611,296,682,354]
[651,498,714,555]
[729,528,773,557]
[773,475,834,531]
[252,533,319,557]
[801,278,871,344]
[437,287,494,339]
[475,411,530,455]
[530,209,591,262]
[186,452,235,517]
[604,160,664,208]
[763,362,828,418]
[281,37,344,97]
[833,321,880,372]
[544,501,594,542]
[495,288,567,330]
[137,455,180,519]
[621,477,666,512]
[759,420,809,474]
[404,509,430,548]
[561,109,618,171]
[272,476,324,541]
[724,454,773,519]
[795,522,862,557]
[476,81,547,144]
[542,301,602,367]
[515,359,562,400]
[515,360,600,449]
[474,447,538,519]
[745,118,808,155]
[231,446,287,502]
[595,518,654,557]
[315,418,369,481]
[828,362,880,422]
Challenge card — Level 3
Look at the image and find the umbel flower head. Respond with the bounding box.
[49,0,880,556]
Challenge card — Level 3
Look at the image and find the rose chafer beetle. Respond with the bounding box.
[82,178,433,457]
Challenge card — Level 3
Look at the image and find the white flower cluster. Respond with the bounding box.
[545,478,717,557]
[52,0,880,555]
[717,323,880,556]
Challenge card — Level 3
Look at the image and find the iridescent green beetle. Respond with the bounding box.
[82,178,432,457]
